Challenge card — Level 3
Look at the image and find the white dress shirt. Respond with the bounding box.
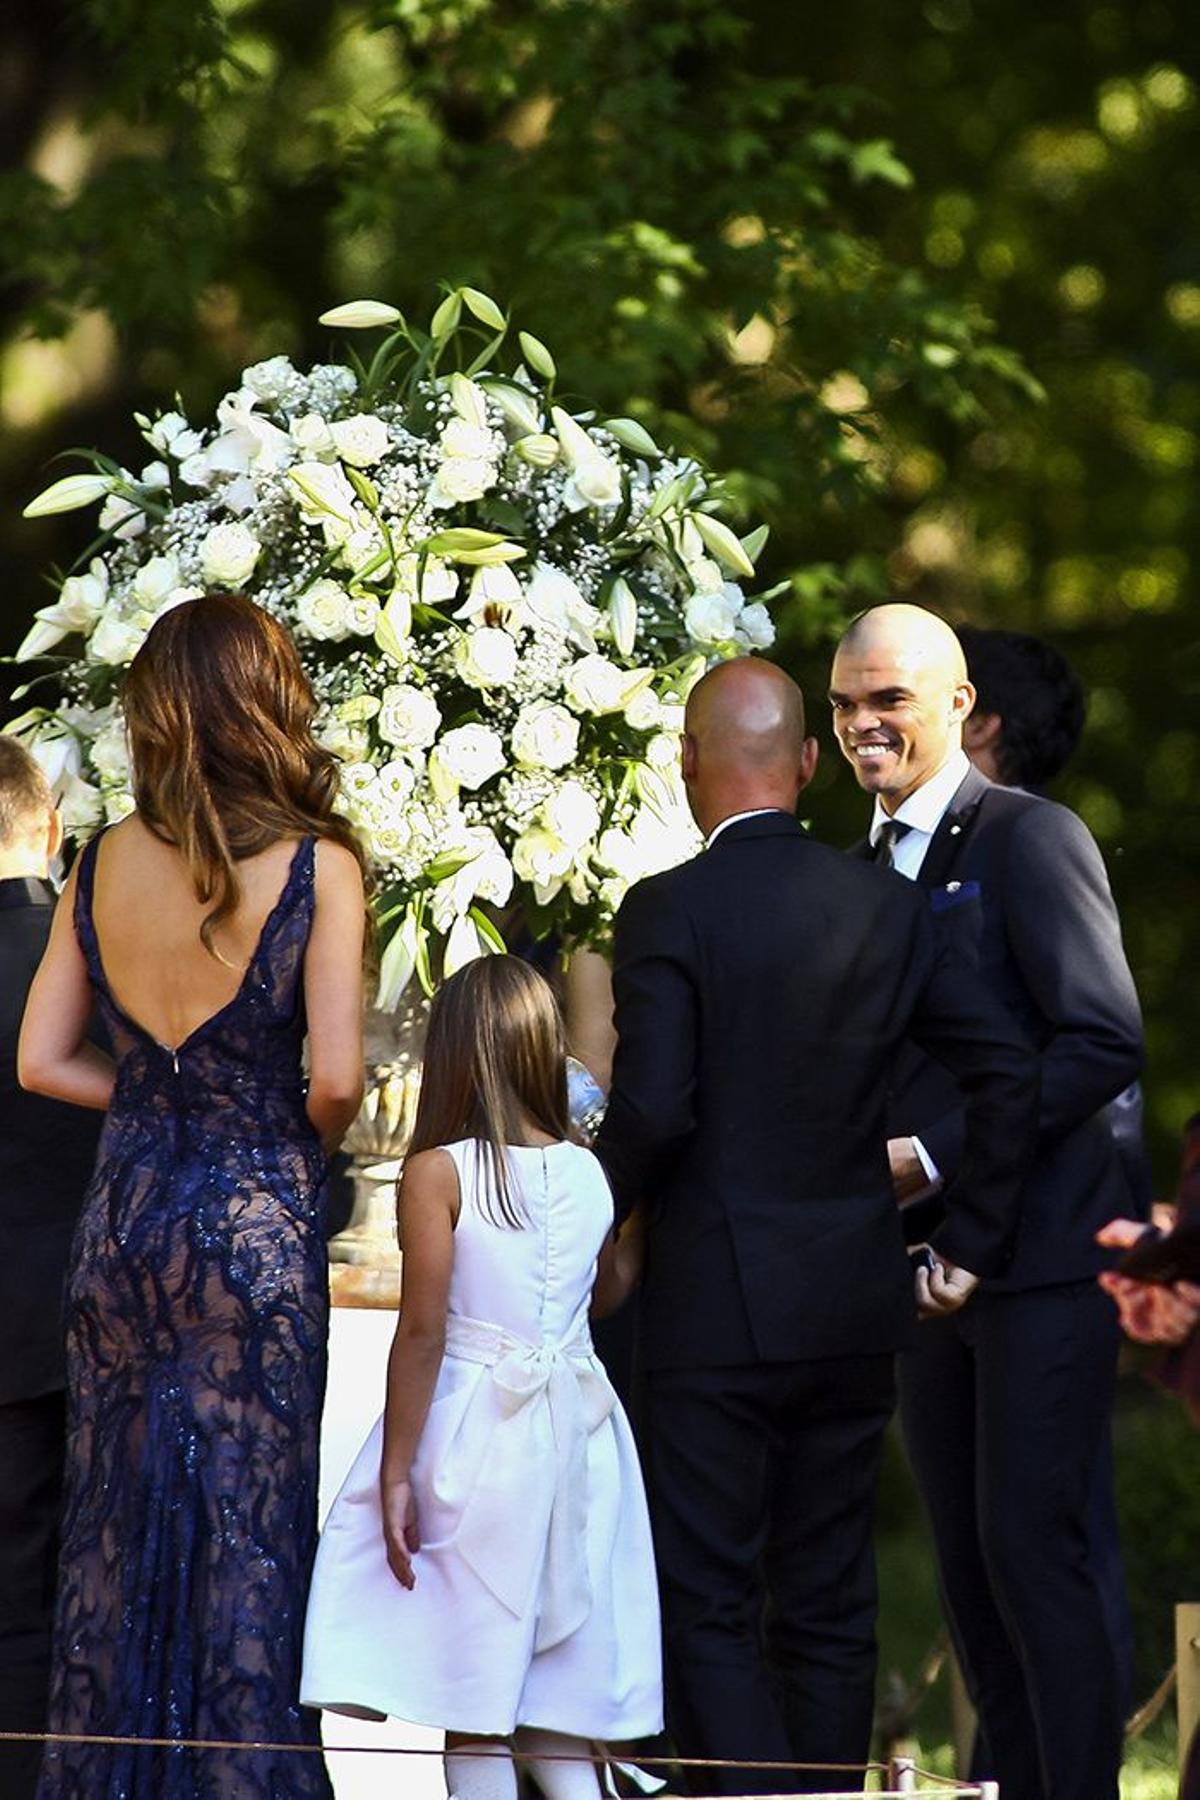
[868,748,971,880]
[869,748,972,1188]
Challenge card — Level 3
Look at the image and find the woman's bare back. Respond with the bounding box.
[89,814,305,1053]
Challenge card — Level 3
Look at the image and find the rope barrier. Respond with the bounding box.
[0,1732,998,1796]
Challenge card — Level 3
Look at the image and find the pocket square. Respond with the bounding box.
[930,879,981,913]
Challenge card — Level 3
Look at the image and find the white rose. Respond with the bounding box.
[596,826,643,881]
[145,411,203,460]
[563,653,634,715]
[58,773,104,834]
[524,563,602,651]
[87,614,147,666]
[542,779,601,851]
[377,683,442,750]
[288,459,358,525]
[737,602,775,650]
[684,586,743,646]
[132,554,181,610]
[346,594,381,636]
[377,759,417,807]
[685,556,725,594]
[291,413,338,460]
[511,826,574,903]
[200,521,262,588]
[340,761,380,802]
[331,413,391,467]
[566,451,623,510]
[139,460,170,491]
[441,418,495,461]
[511,699,580,771]
[90,717,130,783]
[453,626,518,689]
[296,579,353,642]
[433,723,507,791]
[624,687,664,731]
[427,455,496,509]
[318,718,371,761]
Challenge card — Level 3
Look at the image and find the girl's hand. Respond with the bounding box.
[1098,1271,1200,1346]
[382,1477,420,1588]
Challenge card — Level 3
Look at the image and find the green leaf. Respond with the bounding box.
[518,331,556,381]
[604,417,662,459]
[346,467,380,510]
[461,287,507,331]
[469,906,508,954]
[741,524,770,563]
[430,289,462,338]
[691,511,756,578]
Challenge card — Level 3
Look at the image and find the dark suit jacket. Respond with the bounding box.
[0,876,102,1405]
[854,763,1144,1293]
[594,813,1039,1370]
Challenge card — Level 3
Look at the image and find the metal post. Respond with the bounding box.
[887,1756,916,1794]
[1178,1604,1200,1782]
[977,1783,1000,1800]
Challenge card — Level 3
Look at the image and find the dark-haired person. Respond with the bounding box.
[956,624,1086,793]
[830,605,1144,1800]
[958,622,1147,1734]
[0,740,102,1800]
[19,595,366,1799]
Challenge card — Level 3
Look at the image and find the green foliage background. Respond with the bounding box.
[1,0,1197,1172]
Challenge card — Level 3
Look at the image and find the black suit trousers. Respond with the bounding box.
[0,1390,67,1800]
[642,1353,895,1796]
[899,1282,1122,1800]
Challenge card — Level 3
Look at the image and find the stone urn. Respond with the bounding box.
[328,993,427,1310]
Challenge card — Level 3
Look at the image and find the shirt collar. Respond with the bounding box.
[706,808,787,850]
[869,748,971,846]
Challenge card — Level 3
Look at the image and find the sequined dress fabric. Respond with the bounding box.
[37,834,333,1799]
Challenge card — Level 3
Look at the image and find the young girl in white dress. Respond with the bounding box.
[302,955,662,1800]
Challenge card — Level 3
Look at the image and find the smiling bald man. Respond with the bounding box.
[831,604,1145,1800]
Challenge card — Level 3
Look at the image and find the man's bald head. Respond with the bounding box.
[837,604,969,686]
[829,604,976,810]
[682,659,818,836]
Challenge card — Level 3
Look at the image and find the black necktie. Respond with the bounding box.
[872,819,912,870]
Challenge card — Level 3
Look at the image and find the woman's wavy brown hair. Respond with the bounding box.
[406,955,570,1227]
[122,592,367,957]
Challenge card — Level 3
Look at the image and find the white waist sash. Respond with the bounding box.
[440,1313,617,1652]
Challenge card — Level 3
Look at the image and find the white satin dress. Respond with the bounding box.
[301,1139,663,1740]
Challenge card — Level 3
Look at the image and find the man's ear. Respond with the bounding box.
[951,678,977,725]
[964,710,1003,754]
[46,804,64,861]
[681,732,699,784]
[797,735,820,792]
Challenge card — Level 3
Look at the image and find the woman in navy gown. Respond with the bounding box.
[19,594,366,1798]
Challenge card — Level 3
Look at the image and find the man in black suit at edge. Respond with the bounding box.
[595,657,1039,1796]
[0,738,102,1799]
[829,604,1144,1800]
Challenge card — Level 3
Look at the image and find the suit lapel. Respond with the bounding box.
[914,763,991,890]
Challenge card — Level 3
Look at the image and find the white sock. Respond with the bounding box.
[444,1740,519,1800]
[512,1728,602,1800]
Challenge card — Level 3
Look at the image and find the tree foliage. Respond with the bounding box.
[0,0,1195,1166]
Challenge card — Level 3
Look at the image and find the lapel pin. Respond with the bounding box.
[949,824,961,835]
[945,880,961,892]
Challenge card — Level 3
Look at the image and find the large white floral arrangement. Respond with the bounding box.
[10,289,775,1002]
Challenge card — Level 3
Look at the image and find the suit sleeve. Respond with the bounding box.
[593,876,698,1224]
[905,908,1041,1278]
[919,802,1144,1183]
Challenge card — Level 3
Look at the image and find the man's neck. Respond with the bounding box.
[0,856,50,882]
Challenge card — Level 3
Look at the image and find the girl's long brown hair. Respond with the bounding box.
[406,956,570,1227]
[122,592,367,955]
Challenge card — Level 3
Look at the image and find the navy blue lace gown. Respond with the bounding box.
[37,834,334,1799]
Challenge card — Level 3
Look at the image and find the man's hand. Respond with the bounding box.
[889,1137,934,1204]
[915,1255,980,1318]
[381,1475,420,1589]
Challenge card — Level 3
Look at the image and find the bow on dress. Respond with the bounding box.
[439,1314,617,1651]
